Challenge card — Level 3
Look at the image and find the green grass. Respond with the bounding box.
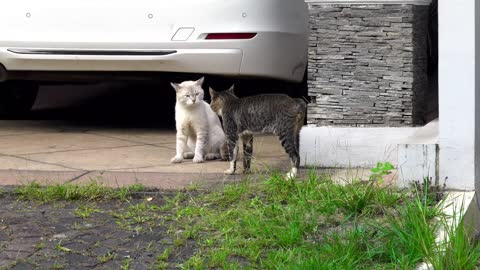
[15,181,144,202]
[161,171,478,269]
[8,172,480,269]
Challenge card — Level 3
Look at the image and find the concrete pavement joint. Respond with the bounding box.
[87,131,175,147]
[65,171,92,183]
[0,132,55,137]
[13,143,148,156]
[5,154,82,171]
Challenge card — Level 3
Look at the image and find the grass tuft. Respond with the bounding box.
[15,181,145,202]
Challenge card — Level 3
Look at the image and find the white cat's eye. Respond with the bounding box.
[195,93,200,96]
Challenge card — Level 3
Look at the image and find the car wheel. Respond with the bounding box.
[0,81,39,115]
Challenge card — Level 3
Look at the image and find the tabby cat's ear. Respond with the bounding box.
[196,77,205,86]
[226,84,235,95]
[170,82,180,92]
[209,87,217,98]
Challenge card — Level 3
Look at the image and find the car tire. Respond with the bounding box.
[0,81,39,116]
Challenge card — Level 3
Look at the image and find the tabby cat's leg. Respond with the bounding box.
[242,135,254,174]
[193,130,208,163]
[171,129,188,163]
[224,134,239,175]
[278,128,299,179]
[220,142,229,161]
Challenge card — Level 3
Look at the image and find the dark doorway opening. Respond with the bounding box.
[6,75,308,130]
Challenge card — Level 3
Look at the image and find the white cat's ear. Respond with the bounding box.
[170,82,180,92]
[209,87,217,98]
[227,84,235,95]
[196,77,205,86]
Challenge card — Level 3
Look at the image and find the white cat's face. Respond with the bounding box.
[171,77,205,107]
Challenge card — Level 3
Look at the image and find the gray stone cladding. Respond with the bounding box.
[307,3,432,127]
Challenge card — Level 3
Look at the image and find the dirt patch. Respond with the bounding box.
[0,191,191,270]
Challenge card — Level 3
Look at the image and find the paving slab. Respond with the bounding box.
[88,129,177,145]
[0,121,296,189]
[0,133,139,156]
[0,120,90,136]
[18,145,174,171]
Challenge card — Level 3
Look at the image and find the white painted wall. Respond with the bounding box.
[300,126,419,168]
[439,0,476,190]
[300,119,438,168]
[475,0,480,193]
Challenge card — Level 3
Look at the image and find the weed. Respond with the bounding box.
[98,252,116,263]
[55,241,72,253]
[412,177,446,205]
[34,242,45,251]
[181,252,205,270]
[74,204,101,219]
[52,262,65,270]
[157,247,172,262]
[115,184,145,201]
[112,200,161,232]
[120,257,131,270]
[370,161,394,184]
[173,236,187,247]
[186,183,200,192]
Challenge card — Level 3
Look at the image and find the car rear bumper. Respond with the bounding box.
[0,32,307,82]
[0,48,243,75]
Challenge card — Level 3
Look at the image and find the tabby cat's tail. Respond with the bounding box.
[294,98,307,130]
[294,98,307,116]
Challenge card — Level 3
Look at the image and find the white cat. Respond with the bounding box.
[170,77,226,163]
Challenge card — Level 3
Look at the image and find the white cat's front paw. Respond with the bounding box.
[224,169,235,175]
[193,156,204,163]
[170,156,184,163]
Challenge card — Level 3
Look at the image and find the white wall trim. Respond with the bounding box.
[438,0,476,190]
[305,0,432,5]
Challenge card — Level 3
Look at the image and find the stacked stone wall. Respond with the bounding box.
[307,3,432,126]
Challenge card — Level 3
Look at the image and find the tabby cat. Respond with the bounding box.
[209,86,306,179]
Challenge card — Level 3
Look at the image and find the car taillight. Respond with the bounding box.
[205,33,257,40]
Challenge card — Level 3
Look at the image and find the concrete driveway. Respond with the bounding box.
[0,120,291,189]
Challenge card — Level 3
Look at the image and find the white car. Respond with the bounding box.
[0,0,308,113]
